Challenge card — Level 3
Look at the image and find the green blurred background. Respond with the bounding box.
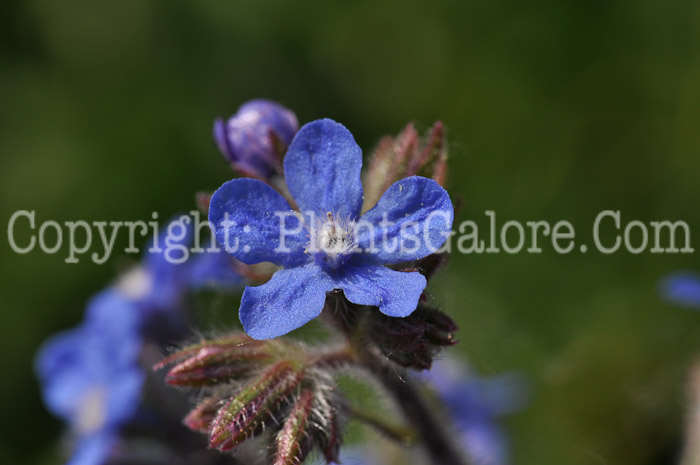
[2,0,700,464]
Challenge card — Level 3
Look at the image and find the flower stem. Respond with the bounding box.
[363,354,471,465]
[344,403,418,445]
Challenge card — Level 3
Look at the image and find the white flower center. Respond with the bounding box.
[75,387,107,434]
[117,266,153,300]
[308,212,357,266]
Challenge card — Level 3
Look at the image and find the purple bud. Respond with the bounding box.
[154,334,258,371]
[371,305,458,370]
[209,360,305,451]
[213,99,298,180]
[394,252,448,282]
[155,335,275,386]
[164,342,272,386]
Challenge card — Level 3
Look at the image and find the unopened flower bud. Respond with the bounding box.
[393,253,448,283]
[195,191,212,215]
[273,389,315,465]
[154,334,273,386]
[167,344,272,387]
[209,360,305,451]
[363,121,448,212]
[415,121,448,186]
[371,305,458,370]
[314,391,343,463]
[273,384,344,465]
[213,99,298,180]
[184,395,224,433]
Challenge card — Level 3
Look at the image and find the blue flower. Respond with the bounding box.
[66,434,118,465]
[116,216,242,318]
[213,99,298,180]
[118,216,196,314]
[187,240,244,291]
[660,272,700,309]
[35,290,144,447]
[424,359,527,465]
[36,218,243,464]
[209,119,454,339]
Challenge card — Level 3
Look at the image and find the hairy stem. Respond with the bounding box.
[362,354,471,465]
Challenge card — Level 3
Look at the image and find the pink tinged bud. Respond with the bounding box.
[362,123,419,212]
[362,121,449,212]
[164,342,273,387]
[315,399,342,464]
[196,191,213,215]
[415,121,448,186]
[362,135,396,212]
[275,384,344,464]
[386,123,420,183]
[184,396,224,433]
[154,334,261,371]
[209,360,305,451]
[273,389,315,465]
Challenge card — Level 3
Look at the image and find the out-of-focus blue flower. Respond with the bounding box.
[213,99,298,180]
[36,290,144,464]
[116,216,243,319]
[36,216,244,464]
[331,448,374,465]
[424,359,527,465]
[660,272,700,309]
[118,216,196,315]
[66,434,118,465]
[209,118,454,340]
[187,240,244,291]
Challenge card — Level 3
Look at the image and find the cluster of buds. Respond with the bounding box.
[369,253,457,370]
[368,304,457,370]
[155,335,345,465]
[362,121,448,212]
[157,114,465,465]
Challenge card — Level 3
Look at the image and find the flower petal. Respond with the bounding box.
[460,425,508,465]
[84,290,144,366]
[187,242,243,291]
[338,265,426,317]
[660,272,700,309]
[142,215,193,309]
[68,434,118,465]
[35,291,144,426]
[284,119,364,219]
[357,176,453,264]
[240,264,333,339]
[105,367,145,427]
[35,327,88,420]
[209,178,308,267]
